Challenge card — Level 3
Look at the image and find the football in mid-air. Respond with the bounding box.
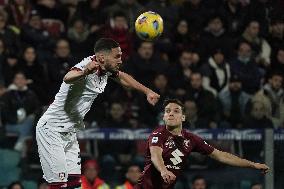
[135,11,163,41]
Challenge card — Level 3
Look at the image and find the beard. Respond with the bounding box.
[104,63,119,74]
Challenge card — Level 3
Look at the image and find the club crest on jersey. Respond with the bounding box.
[183,139,191,149]
[59,172,66,180]
[165,137,175,149]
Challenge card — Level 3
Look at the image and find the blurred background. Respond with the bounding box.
[0,0,283,188]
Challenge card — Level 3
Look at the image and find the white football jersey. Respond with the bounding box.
[41,56,113,132]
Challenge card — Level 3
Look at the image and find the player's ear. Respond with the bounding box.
[97,53,105,64]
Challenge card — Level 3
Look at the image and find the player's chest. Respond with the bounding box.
[162,137,192,158]
[86,74,108,93]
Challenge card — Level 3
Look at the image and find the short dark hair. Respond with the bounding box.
[163,98,185,114]
[192,175,206,184]
[94,38,120,53]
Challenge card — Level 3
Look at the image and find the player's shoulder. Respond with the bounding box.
[151,126,167,135]
[183,129,201,141]
[74,55,95,68]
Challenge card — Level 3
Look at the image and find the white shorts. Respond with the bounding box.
[36,119,81,183]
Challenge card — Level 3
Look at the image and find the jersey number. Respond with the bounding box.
[170,149,184,165]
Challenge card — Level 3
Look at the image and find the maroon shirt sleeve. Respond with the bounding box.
[148,131,165,148]
[191,134,214,155]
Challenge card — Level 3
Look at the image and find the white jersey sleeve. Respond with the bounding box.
[72,56,94,71]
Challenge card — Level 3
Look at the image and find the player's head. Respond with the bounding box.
[94,38,122,73]
[191,175,207,189]
[163,99,185,128]
[125,164,142,185]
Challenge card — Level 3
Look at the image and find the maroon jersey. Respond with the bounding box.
[137,126,214,189]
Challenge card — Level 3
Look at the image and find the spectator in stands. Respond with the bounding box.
[73,0,106,35]
[123,41,169,86]
[191,175,207,189]
[198,15,234,61]
[201,48,231,96]
[34,0,68,37]
[185,72,220,128]
[0,9,21,54]
[167,50,200,98]
[271,48,284,76]
[67,19,93,60]
[100,102,131,128]
[47,38,76,98]
[241,20,271,66]
[184,99,208,129]
[2,53,21,86]
[179,0,209,34]
[102,11,133,61]
[267,19,284,55]
[99,102,135,166]
[0,38,6,84]
[218,0,248,38]
[104,0,144,31]
[244,100,273,129]
[151,74,175,125]
[250,183,262,189]
[171,19,197,59]
[218,74,251,128]
[253,72,284,128]
[1,72,39,152]
[37,178,48,189]
[82,160,110,189]
[0,83,6,97]
[230,41,262,94]
[20,46,49,105]
[21,9,53,60]
[8,181,24,189]
[115,164,142,189]
[4,0,32,28]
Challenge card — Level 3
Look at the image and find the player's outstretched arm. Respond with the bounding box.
[209,149,269,174]
[150,146,176,184]
[63,61,99,84]
[117,71,160,105]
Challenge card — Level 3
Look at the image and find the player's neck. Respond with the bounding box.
[166,125,182,136]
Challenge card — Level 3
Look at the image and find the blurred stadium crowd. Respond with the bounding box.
[0,0,284,188]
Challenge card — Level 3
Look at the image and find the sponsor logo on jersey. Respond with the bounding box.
[170,149,184,165]
[165,137,175,149]
[152,136,158,143]
[59,172,66,180]
[183,139,191,149]
[165,164,181,170]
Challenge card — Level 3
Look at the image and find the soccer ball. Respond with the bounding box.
[135,11,164,41]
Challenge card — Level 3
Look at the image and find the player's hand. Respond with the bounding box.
[146,91,160,106]
[161,169,176,184]
[84,60,100,75]
[253,163,269,174]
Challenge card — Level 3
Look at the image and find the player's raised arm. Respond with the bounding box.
[209,149,269,174]
[117,71,160,105]
[150,146,176,184]
[63,60,99,84]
